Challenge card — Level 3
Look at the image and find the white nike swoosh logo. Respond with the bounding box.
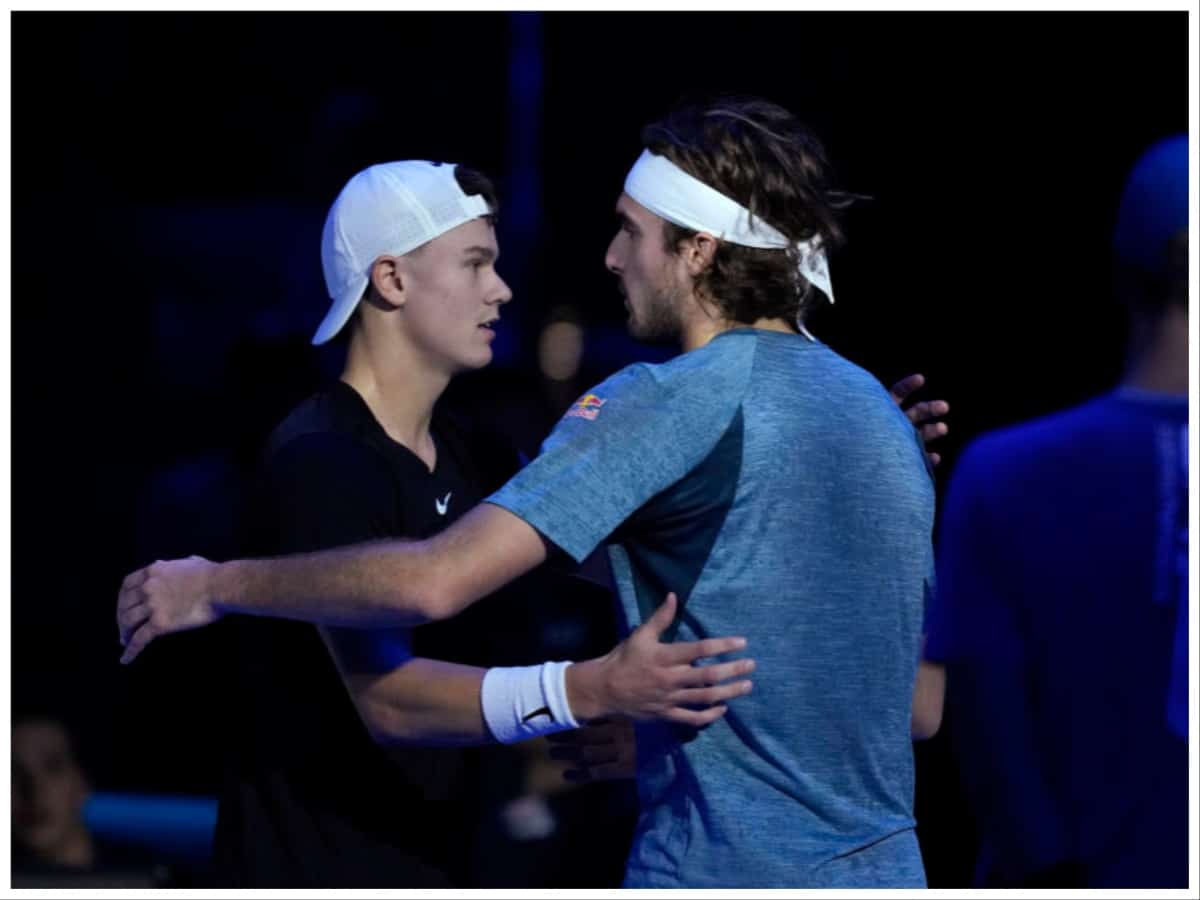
[435,492,452,516]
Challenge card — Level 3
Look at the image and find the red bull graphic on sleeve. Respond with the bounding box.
[565,393,606,421]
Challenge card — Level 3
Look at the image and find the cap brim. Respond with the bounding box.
[311,275,367,345]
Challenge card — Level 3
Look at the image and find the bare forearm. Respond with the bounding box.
[208,505,547,629]
[351,638,752,750]
[117,506,551,664]
[213,539,445,628]
[350,656,626,746]
[355,659,609,748]
[348,659,491,746]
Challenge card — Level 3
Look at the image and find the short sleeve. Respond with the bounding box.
[486,360,746,562]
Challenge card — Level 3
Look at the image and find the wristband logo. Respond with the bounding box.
[565,393,606,421]
[522,706,554,724]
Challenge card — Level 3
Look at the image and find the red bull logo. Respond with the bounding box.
[565,393,606,421]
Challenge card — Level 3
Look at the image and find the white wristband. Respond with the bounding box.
[481,661,580,744]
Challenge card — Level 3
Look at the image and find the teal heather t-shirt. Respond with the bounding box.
[488,328,935,887]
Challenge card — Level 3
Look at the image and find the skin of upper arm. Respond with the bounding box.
[911,658,946,740]
[419,502,550,620]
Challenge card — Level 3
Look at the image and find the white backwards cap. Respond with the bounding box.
[315,161,491,345]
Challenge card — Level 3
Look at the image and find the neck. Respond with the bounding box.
[341,326,450,465]
[679,312,795,352]
[1122,304,1189,396]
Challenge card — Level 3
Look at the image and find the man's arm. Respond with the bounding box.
[911,642,945,740]
[888,374,948,737]
[326,592,755,744]
[547,716,638,783]
[338,654,489,746]
[118,504,543,663]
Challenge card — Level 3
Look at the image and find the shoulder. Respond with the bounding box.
[957,394,1121,479]
[260,392,394,503]
[253,429,399,551]
[266,430,388,482]
[264,382,372,453]
[941,396,1140,526]
[788,338,899,412]
[262,384,389,479]
[656,332,759,396]
[255,429,399,536]
[575,340,755,421]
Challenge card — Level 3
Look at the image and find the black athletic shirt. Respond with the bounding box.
[209,381,518,887]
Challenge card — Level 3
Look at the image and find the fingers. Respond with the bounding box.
[120,566,151,596]
[640,591,678,639]
[552,718,636,782]
[889,373,925,404]
[919,421,949,441]
[547,717,627,751]
[545,729,585,745]
[663,704,728,728]
[664,635,747,665]
[548,742,620,767]
[118,572,151,614]
[670,680,753,708]
[117,565,156,646]
[673,656,756,687]
[120,621,158,665]
[546,725,618,750]
[564,761,635,783]
[928,451,942,467]
[117,602,151,646]
[905,399,950,426]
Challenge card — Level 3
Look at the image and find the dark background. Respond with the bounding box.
[10,10,1189,886]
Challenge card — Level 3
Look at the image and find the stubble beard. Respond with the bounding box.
[627,282,685,346]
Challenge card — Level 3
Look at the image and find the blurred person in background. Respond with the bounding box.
[11,714,162,887]
[923,134,1190,888]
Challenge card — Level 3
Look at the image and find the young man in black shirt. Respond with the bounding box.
[206,161,757,887]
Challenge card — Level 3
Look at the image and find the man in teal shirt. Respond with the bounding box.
[119,96,942,886]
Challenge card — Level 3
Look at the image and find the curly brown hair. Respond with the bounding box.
[641,96,858,327]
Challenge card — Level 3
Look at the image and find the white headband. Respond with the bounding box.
[623,149,834,311]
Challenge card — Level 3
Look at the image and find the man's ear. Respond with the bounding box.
[368,255,406,310]
[682,232,719,277]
